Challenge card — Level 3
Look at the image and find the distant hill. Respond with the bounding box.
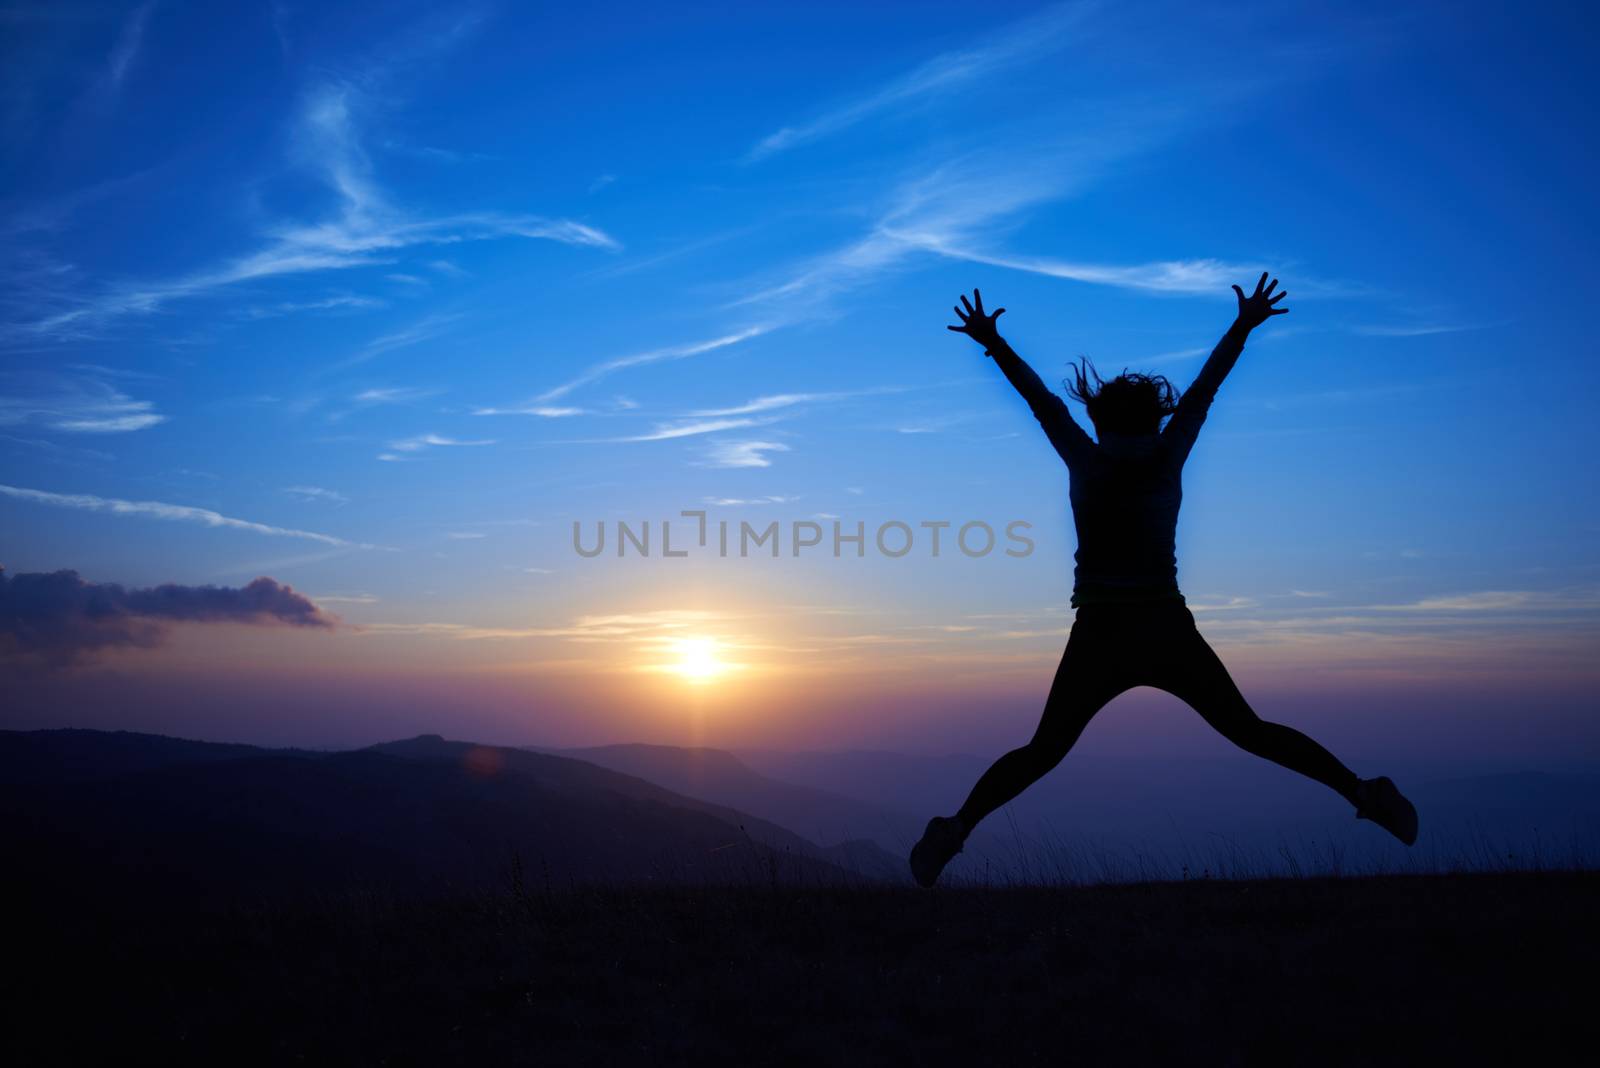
[0,730,897,906]
[738,747,993,815]
[741,748,1600,828]
[550,742,923,853]
[0,727,309,784]
[8,729,1589,900]
[378,735,906,880]
[740,748,1600,879]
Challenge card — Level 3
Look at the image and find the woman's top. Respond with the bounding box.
[984,323,1247,607]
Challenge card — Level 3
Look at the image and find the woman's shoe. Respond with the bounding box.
[909,815,967,887]
[1355,776,1419,846]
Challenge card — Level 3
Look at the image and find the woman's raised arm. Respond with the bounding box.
[949,289,1092,468]
[1164,273,1289,460]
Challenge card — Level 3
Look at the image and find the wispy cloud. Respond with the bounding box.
[698,440,790,468]
[922,246,1271,294]
[288,382,439,423]
[380,140,495,165]
[283,485,348,504]
[16,81,616,339]
[732,145,1255,314]
[1160,588,1600,652]
[1351,322,1496,338]
[360,622,559,640]
[352,386,435,405]
[363,608,731,643]
[703,495,797,506]
[64,362,159,381]
[379,432,495,460]
[326,313,466,374]
[104,2,156,93]
[616,418,765,442]
[687,387,897,417]
[735,13,1360,317]
[0,483,379,548]
[241,294,385,320]
[367,319,455,356]
[0,169,161,239]
[1258,379,1434,410]
[746,2,1095,161]
[581,223,765,284]
[1139,346,1211,366]
[0,368,165,433]
[1374,591,1548,613]
[42,409,161,433]
[894,413,976,434]
[270,1,292,56]
[473,404,587,417]
[536,325,773,402]
[1187,596,1259,612]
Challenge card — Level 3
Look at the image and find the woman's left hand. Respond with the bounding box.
[948,289,1007,350]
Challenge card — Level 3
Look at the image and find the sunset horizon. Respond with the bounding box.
[5,3,1598,1061]
[6,5,1596,768]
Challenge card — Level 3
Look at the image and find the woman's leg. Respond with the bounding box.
[1155,618,1361,805]
[953,628,1128,832]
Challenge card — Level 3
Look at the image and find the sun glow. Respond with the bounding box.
[670,636,729,683]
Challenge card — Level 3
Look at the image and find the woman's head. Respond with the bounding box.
[1066,359,1181,437]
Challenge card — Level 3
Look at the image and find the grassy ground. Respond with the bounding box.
[8,872,1593,1066]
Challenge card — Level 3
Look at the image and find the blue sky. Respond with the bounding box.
[2,1,1597,756]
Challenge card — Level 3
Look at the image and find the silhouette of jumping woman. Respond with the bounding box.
[910,275,1418,888]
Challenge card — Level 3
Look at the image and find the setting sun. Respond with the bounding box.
[671,637,729,683]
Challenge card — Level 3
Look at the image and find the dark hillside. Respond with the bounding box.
[0,731,875,902]
[6,873,1592,1065]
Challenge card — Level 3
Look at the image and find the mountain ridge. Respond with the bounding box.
[0,729,903,903]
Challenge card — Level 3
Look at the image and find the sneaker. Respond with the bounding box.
[909,815,966,887]
[1355,776,1418,846]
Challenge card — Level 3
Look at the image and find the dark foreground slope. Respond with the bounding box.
[7,873,1592,1066]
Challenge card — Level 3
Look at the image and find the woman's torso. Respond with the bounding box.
[1068,435,1186,607]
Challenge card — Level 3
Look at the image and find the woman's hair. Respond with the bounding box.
[1065,358,1181,435]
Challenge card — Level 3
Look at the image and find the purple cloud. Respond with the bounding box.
[0,568,333,669]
